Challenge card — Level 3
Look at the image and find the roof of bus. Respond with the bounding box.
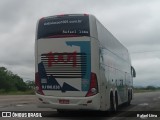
[40,14,92,19]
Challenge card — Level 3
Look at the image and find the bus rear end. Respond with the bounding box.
[35,14,100,110]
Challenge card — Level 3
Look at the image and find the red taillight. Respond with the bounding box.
[40,17,44,21]
[35,73,44,95]
[57,14,65,17]
[84,14,89,16]
[86,72,98,97]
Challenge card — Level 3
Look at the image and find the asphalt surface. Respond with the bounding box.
[0,91,160,120]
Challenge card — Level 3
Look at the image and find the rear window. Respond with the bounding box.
[37,15,90,39]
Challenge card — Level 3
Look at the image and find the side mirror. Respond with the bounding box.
[131,66,136,78]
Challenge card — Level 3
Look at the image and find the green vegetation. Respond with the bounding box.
[1,66,159,95]
[134,86,160,93]
[0,67,35,95]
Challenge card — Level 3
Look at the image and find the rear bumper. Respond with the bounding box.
[36,93,101,110]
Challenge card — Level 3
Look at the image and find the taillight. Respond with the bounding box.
[57,14,65,17]
[86,72,98,97]
[39,17,44,21]
[84,14,89,16]
[35,73,44,95]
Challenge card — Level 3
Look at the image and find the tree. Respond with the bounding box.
[25,80,35,89]
[0,67,27,92]
[145,86,156,90]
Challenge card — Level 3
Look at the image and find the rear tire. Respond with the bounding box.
[110,93,114,112]
[110,92,118,112]
[115,92,118,111]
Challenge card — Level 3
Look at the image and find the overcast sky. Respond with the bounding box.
[0,0,160,87]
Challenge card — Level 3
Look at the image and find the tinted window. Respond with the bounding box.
[37,15,90,39]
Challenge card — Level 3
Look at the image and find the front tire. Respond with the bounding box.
[128,92,131,105]
[126,91,131,106]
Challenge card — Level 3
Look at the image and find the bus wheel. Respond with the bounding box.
[110,93,118,112]
[115,92,118,111]
[127,92,131,106]
[131,89,133,100]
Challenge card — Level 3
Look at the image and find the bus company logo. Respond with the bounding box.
[2,112,11,117]
[47,51,77,67]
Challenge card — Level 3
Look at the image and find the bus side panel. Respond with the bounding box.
[35,39,38,77]
[90,38,99,84]
[96,19,133,109]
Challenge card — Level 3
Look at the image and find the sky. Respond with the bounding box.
[0,0,160,87]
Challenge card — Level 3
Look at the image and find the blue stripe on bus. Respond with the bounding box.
[38,62,79,92]
[66,41,91,91]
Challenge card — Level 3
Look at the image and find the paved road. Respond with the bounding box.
[0,91,160,120]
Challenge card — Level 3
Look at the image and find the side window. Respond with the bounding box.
[131,66,136,77]
[99,48,104,63]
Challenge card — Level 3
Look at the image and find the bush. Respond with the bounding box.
[0,67,28,92]
[145,86,156,90]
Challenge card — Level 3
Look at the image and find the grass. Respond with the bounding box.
[134,89,160,93]
[0,90,35,95]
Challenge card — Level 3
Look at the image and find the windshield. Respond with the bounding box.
[37,15,90,39]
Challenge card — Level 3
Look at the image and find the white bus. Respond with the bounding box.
[35,14,136,112]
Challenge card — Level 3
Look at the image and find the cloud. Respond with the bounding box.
[133,57,160,86]
[0,0,160,86]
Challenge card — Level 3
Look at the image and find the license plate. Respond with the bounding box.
[59,99,69,104]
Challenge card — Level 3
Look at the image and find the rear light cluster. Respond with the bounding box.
[86,72,98,97]
[35,73,44,95]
